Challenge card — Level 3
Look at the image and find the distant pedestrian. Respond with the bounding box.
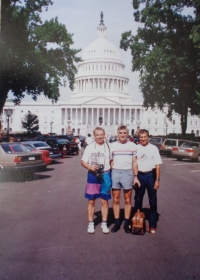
[84,133,93,148]
[81,127,111,234]
[134,129,162,234]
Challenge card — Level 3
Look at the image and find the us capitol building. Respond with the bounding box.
[2,14,200,137]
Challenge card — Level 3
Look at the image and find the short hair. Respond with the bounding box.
[117,125,127,132]
[88,134,91,137]
[93,127,105,136]
[139,129,149,137]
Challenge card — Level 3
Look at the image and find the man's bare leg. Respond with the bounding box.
[87,199,96,221]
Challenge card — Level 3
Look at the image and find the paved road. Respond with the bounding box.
[0,154,200,280]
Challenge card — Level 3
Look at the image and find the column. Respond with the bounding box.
[102,108,105,125]
[75,108,77,121]
[91,108,93,125]
[113,108,116,125]
[97,108,99,125]
[129,108,131,123]
[86,108,88,124]
[108,108,110,125]
[119,107,121,125]
[124,108,126,125]
[135,108,137,121]
[81,107,83,124]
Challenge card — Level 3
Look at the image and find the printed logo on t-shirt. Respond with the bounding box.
[91,153,104,165]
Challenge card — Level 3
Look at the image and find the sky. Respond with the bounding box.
[10,0,145,102]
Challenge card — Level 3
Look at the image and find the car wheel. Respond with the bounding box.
[197,154,200,163]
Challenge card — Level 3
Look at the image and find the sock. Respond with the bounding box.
[88,221,94,225]
[124,219,129,227]
[115,218,120,226]
[101,221,107,225]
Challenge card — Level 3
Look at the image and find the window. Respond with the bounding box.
[173,120,175,125]
[148,119,150,125]
[155,119,158,125]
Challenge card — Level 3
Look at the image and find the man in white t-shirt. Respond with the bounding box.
[110,125,140,233]
[134,129,162,234]
[81,127,111,234]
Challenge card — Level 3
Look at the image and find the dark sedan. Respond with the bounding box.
[51,136,79,155]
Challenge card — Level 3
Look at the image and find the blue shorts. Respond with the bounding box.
[111,169,133,190]
[85,170,112,200]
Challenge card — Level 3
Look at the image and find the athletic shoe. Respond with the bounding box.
[101,223,109,234]
[124,224,131,234]
[87,223,95,234]
[111,224,120,233]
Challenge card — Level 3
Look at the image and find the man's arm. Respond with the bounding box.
[132,156,140,186]
[81,160,98,172]
[110,159,114,169]
[154,164,160,190]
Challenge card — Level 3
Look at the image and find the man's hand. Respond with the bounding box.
[133,176,140,188]
[154,180,160,190]
[89,164,99,172]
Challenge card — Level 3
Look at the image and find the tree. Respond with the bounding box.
[22,111,39,135]
[120,0,200,136]
[0,0,81,113]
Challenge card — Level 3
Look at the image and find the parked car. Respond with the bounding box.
[133,137,140,145]
[172,141,200,162]
[23,141,61,162]
[21,143,52,165]
[161,138,186,157]
[0,142,46,179]
[43,138,70,157]
[149,137,165,152]
[109,136,117,143]
[52,136,79,154]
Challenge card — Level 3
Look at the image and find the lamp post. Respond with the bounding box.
[166,123,168,136]
[6,109,12,141]
[50,121,54,134]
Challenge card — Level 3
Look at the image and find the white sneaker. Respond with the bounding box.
[101,223,109,234]
[87,222,95,234]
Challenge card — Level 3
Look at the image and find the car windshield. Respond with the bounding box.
[33,142,49,148]
[22,144,35,151]
[149,138,160,143]
[1,143,30,153]
[57,139,68,144]
[180,142,199,148]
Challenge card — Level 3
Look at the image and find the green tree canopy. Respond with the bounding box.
[120,0,200,135]
[22,111,39,135]
[0,0,81,113]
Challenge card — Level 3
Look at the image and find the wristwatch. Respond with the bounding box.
[156,178,160,181]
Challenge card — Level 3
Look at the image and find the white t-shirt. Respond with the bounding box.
[110,141,137,170]
[81,142,111,171]
[85,136,93,145]
[137,143,162,172]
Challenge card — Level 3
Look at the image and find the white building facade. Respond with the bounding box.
[1,16,200,137]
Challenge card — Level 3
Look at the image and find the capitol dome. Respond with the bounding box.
[71,12,131,104]
[82,30,121,62]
